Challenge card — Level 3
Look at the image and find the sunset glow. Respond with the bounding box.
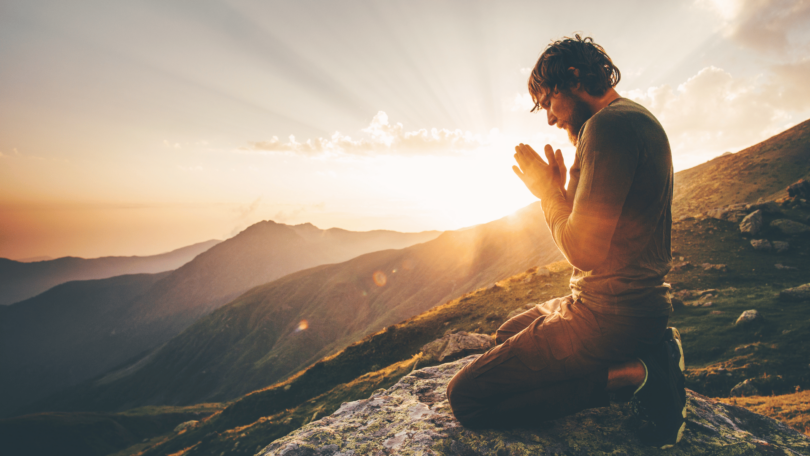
[1,0,809,260]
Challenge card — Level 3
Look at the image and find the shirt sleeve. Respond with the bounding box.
[540,115,639,271]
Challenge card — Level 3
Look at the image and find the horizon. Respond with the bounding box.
[2,0,809,260]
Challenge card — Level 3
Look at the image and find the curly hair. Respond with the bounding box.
[528,34,621,112]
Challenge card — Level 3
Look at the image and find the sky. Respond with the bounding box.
[1,0,809,260]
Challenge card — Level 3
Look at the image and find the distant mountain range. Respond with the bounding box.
[0,239,221,306]
[22,203,562,414]
[0,223,439,417]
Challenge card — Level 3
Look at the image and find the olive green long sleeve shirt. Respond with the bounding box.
[540,98,673,317]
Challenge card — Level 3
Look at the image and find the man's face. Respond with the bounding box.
[537,86,592,146]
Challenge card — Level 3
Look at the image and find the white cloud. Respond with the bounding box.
[698,0,810,53]
[509,93,536,112]
[243,111,485,157]
[623,65,810,169]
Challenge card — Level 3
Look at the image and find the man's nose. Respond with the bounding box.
[547,111,556,126]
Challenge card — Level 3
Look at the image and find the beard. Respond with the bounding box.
[564,95,593,146]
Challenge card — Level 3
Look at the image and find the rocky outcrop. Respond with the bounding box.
[780,283,810,301]
[750,239,771,251]
[421,332,493,363]
[259,355,810,456]
[787,179,810,199]
[730,379,759,398]
[739,210,763,235]
[773,240,790,253]
[770,219,810,235]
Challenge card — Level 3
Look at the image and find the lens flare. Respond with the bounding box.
[372,271,387,287]
[295,320,309,332]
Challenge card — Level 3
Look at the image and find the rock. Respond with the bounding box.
[678,215,695,222]
[779,283,810,301]
[701,263,728,272]
[259,356,810,456]
[735,309,763,325]
[750,239,772,250]
[421,332,493,363]
[730,379,759,397]
[739,210,763,235]
[746,200,780,213]
[671,261,693,271]
[734,344,756,354]
[774,263,798,270]
[772,240,790,253]
[770,219,810,235]
[505,308,525,320]
[787,179,810,199]
[707,206,748,223]
[174,420,199,432]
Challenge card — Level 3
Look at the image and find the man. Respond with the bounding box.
[446,35,686,449]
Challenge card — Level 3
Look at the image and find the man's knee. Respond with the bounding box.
[446,365,486,429]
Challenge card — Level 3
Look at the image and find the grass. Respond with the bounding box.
[718,390,810,436]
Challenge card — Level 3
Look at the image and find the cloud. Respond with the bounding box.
[509,93,535,112]
[698,0,810,53]
[623,65,810,167]
[243,111,485,157]
[235,196,262,219]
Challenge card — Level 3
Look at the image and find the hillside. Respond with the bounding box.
[673,118,810,218]
[0,239,220,306]
[1,223,439,418]
[0,272,172,417]
[27,203,562,415]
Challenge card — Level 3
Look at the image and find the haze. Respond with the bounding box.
[1,0,809,259]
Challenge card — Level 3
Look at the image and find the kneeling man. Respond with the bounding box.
[447,35,686,449]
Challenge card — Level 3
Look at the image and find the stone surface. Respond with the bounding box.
[672,261,693,271]
[735,310,763,325]
[780,283,810,301]
[750,239,772,251]
[707,205,748,223]
[770,219,810,235]
[774,264,798,270]
[746,201,780,213]
[730,379,759,398]
[739,210,763,235]
[773,241,790,253]
[259,355,810,456]
[421,332,493,363]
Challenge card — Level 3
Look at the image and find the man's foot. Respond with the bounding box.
[632,327,686,449]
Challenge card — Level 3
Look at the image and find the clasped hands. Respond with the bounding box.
[512,143,567,201]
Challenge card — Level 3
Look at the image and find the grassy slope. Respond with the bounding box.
[673,117,810,218]
[0,403,224,456]
[132,197,810,455]
[718,390,810,436]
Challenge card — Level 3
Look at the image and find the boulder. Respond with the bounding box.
[770,219,810,235]
[735,310,763,325]
[772,240,790,253]
[787,178,810,199]
[750,239,771,251]
[671,261,693,271]
[259,356,810,456]
[421,332,493,363]
[739,210,763,235]
[701,263,728,272]
[730,379,759,397]
[774,263,798,270]
[779,283,810,301]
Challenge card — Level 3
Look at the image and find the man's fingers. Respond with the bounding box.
[555,148,567,188]
[512,165,526,183]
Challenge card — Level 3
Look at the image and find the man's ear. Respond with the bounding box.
[568,66,581,91]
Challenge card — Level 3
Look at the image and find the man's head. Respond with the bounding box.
[528,35,621,145]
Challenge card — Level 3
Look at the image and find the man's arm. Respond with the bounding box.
[516,119,638,271]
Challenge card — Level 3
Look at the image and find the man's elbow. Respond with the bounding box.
[566,250,607,272]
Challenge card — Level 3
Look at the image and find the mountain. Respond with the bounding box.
[0,272,172,418]
[26,203,562,414]
[1,223,440,418]
[673,118,810,218]
[0,239,221,306]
